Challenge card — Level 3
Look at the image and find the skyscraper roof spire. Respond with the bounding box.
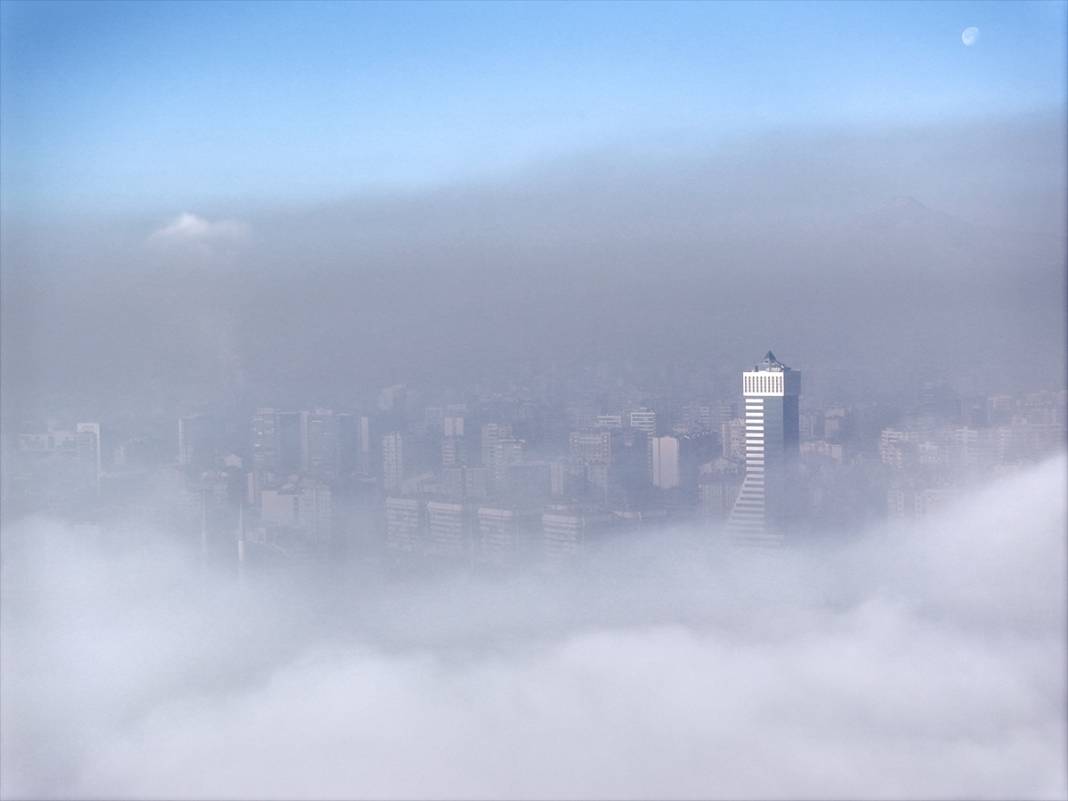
[756,350,789,372]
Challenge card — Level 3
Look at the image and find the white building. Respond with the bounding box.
[721,418,746,460]
[477,506,538,567]
[725,351,801,547]
[443,415,465,438]
[542,507,616,568]
[259,479,332,542]
[426,500,467,558]
[480,423,512,470]
[569,430,613,466]
[385,496,422,553]
[649,435,680,489]
[628,407,657,436]
[490,437,524,494]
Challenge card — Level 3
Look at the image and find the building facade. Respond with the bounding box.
[649,435,680,489]
[382,432,404,492]
[725,351,801,547]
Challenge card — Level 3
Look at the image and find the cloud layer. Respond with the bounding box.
[147,212,249,254]
[1,456,1065,799]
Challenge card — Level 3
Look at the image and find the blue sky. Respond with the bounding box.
[1,0,1065,217]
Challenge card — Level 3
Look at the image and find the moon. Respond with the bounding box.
[961,26,979,46]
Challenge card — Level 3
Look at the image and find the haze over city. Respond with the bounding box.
[1,2,1066,799]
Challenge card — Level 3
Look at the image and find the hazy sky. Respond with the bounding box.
[1,3,1065,415]
[2,0,1066,216]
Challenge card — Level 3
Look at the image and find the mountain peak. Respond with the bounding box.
[858,195,966,232]
[889,195,928,212]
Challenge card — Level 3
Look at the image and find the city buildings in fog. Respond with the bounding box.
[6,348,1066,564]
[2,5,1064,799]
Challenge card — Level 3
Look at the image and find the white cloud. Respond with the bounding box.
[147,212,249,249]
[1,456,1065,800]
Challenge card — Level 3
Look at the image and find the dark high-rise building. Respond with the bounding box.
[337,413,359,475]
[251,408,281,482]
[278,412,302,475]
[301,409,339,482]
[178,415,218,471]
[252,409,304,485]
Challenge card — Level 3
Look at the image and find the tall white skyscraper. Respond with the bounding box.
[726,351,801,547]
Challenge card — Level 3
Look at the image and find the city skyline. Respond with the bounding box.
[8,345,1064,563]
[1,2,1065,799]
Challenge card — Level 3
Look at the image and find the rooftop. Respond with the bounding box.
[755,350,790,372]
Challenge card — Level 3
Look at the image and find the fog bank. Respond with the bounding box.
[2,455,1065,800]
